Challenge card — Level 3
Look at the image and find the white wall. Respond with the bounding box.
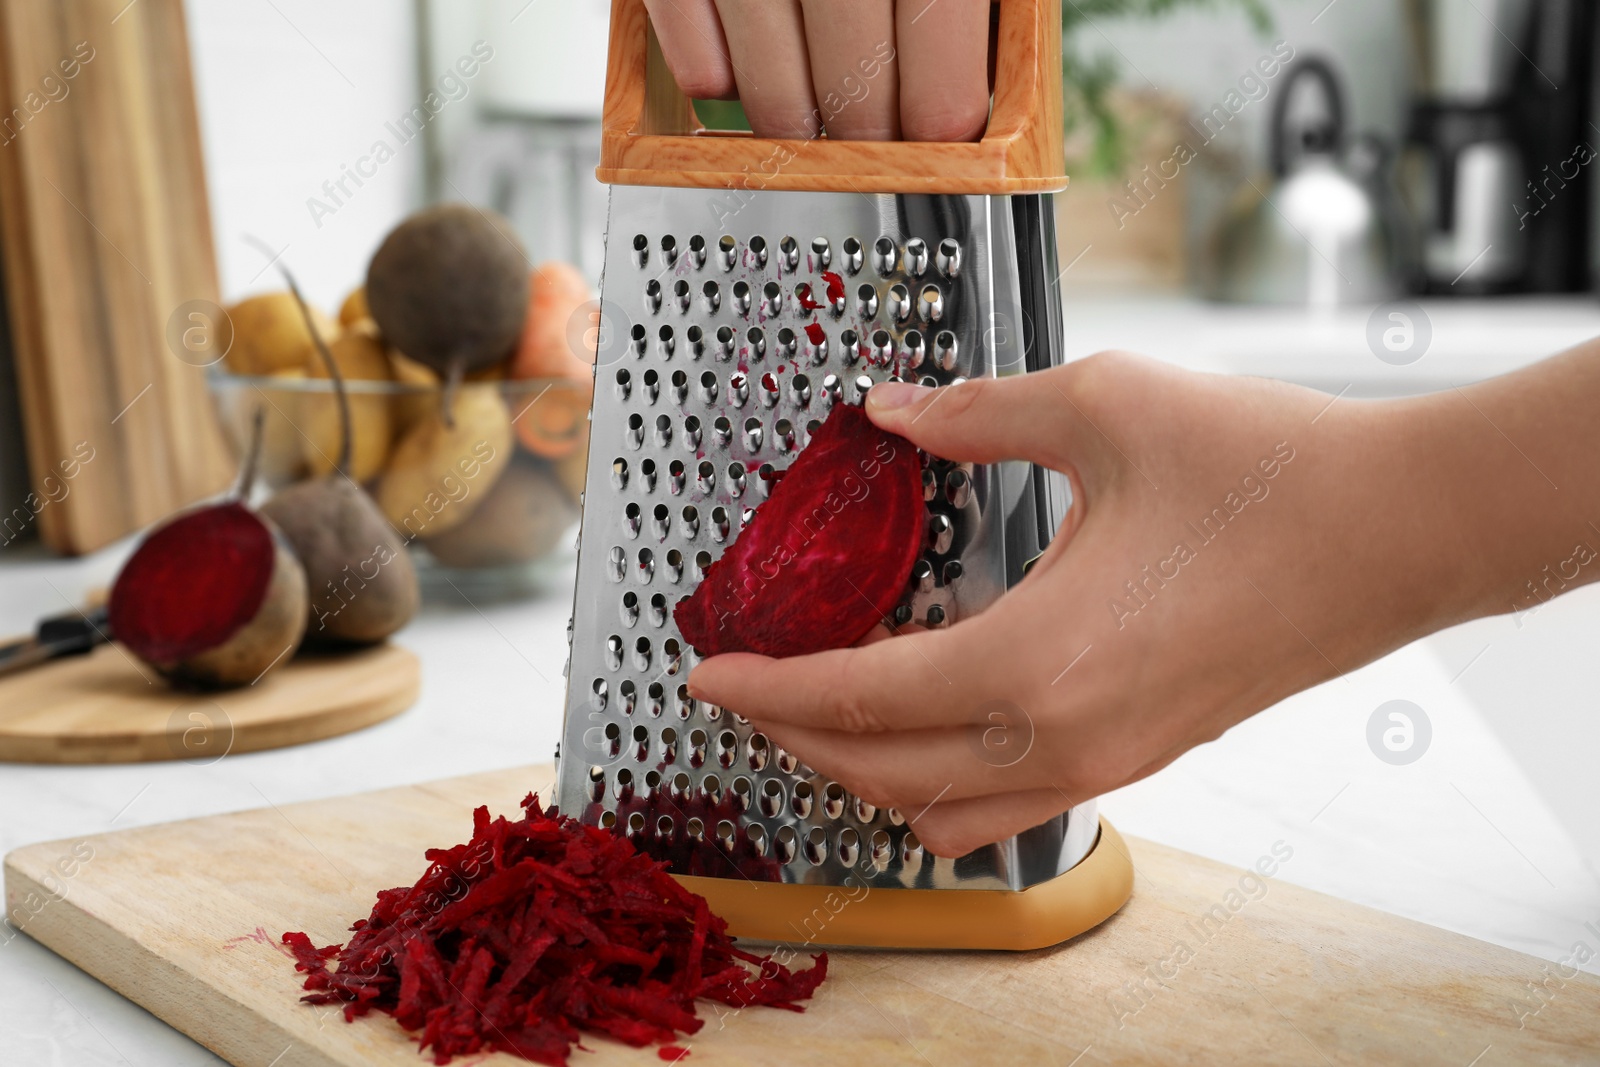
[184,0,423,312]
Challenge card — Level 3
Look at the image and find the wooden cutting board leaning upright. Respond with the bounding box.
[0,0,234,555]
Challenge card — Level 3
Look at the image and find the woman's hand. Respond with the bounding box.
[684,351,1547,858]
[642,0,996,142]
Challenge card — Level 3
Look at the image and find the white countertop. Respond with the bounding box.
[5,296,1600,1064]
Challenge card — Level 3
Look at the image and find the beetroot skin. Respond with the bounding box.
[674,402,922,658]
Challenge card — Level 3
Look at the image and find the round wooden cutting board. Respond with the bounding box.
[0,642,419,763]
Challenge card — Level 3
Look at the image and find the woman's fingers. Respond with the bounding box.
[797,0,900,140]
[865,369,1090,472]
[895,0,993,141]
[750,719,1061,810]
[907,787,1075,857]
[643,0,737,100]
[711,0,820,138]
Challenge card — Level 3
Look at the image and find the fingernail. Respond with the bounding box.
[867,381,919,412]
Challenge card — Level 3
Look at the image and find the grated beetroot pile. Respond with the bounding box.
[283,794,826,1065]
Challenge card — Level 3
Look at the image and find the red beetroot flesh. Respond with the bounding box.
[284,795,825,1066]
[108,502,276,663]
[674,403,922,658]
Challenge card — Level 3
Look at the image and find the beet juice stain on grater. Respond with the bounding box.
[553,0,1132,949]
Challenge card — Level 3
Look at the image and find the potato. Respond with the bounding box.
[510,261,593,381]
[301,331,395,482]
[387,349,438,438]
[238,369,310,487]
[224,291,335,376]
[421,456,578,568]
[376,384,513,540]
[338,287,370,328]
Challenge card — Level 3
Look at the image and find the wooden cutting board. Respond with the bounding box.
[6,766,1598,1065]
[0,0,234,554]
[0,642,419,763]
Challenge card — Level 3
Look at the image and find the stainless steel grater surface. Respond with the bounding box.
[554,185,1096,892]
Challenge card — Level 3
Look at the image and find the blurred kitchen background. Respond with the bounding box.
[3,6,1600,1040]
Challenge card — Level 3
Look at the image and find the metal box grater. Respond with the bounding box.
[552,0,1132,949]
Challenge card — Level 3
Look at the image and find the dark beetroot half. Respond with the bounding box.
[109,502,277,663]
[674,402,922,658]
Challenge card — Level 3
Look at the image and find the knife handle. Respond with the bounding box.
[596,0,1065,195]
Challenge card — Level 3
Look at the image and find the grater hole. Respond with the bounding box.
[686,323,704,360]
[631,723,650,761]
[620,590,639,627]
[945,468,971,507]
[623,502,641,539]
[614,368,631,401]
[903,833,923,862]
[641,368,661,404]
[855,796,877,822]
[636,547,654,584]
[943,559,964,587]
[760,777,784,817]
[698,370,718,404]
[670,369,688,404]
[804,826,828,865]
[937,238,961,278]
[823,781,846,820]
[887,284,911,323]
[918,284,943,323]
[681,504,700,539]
[604,721,622,759]
[926,604,948,628]
[663,638,682,675]
[716,324,736,361]
[633,636,652,671]
[774,825,798,863]
[632,233,649,264]
[747,732,769,771]
[653,413,673,448]
[619,678,637,715]
[805,418,822,444]
[713,415,733,447]
[903,330,924,369]
[747,235,767,267]
[873,236,897,274]
[649,592,667,626]
[904,237,929,277]
[667,458,685,494]
[675,683,694,720]
[688,728,708,766]
[645,279,662,314]
[731,280,751,317]
[686,816,705,841]
[671,771,691,801]
[870,828,892,866]
[716,730,738,769]
[660,234,678,264]
[841,235,864,274]
[590,677,608,712]
[694,550,713,582]
[665,548,684,584]
[710,506,730,543]
[652,502,670,541]
[587,765,605,801]
[687,233,707,268]
[774,418,795,455]
[702,774,722,803]
[699,279,718,314]
[778,235,799,271]
[791,374,811,408]
[837,827,861,866]
[611,456,628,490]
[630,322,648,357]
[742,417,763,453]
[762,280,783,317]
[725,462,746,497]
[626,412,644,450]
[639,457,657,492]
[717,233,737,271]
[606,545,626,582]
[775,329,797,362]
[792,780,814,818]
[657,815,674,837]
[857,283,879,320]
[696,460,716,494]
[756,464,777,500]
[716,820,737,850]
[811,236,831,269]
[599,809,616,830]
[683,414,702,449]
[605,634,624,670]
[626,810,645,835]
[745,327,765,361]
[912,558,934,593]
[673,278,690,313]
[657,324,675,359]
[648,680,665,717]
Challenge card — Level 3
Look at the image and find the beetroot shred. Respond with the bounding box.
[674,402,923,658]
[284,795,825,1065]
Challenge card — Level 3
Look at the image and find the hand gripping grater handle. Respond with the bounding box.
[596,0,1066,195]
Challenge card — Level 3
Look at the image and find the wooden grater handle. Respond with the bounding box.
[596,0,1066,194]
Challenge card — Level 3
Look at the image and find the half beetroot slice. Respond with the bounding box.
[674,402,923,658]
